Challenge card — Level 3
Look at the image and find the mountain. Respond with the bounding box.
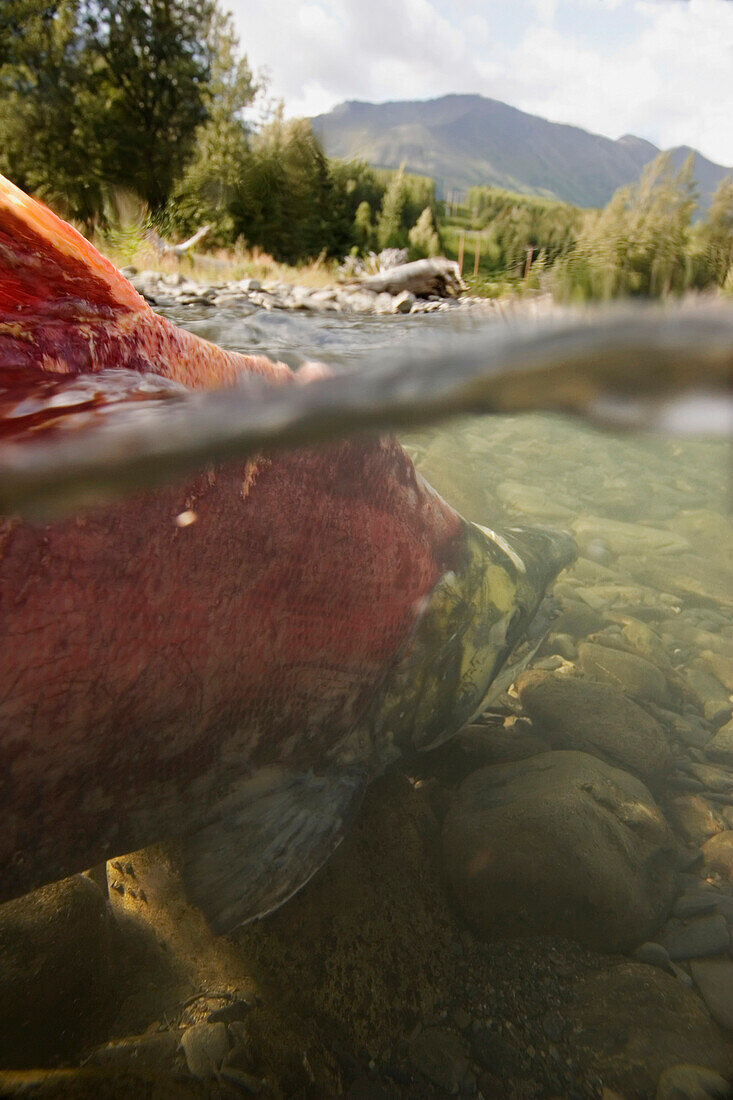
[311,95,731,210]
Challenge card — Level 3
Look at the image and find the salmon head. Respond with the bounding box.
[0,174,575,932]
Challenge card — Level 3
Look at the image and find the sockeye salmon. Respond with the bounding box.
[0,174,575,932]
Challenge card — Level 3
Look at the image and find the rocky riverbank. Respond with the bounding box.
[1,413,732,1099]
[124,268,497,317]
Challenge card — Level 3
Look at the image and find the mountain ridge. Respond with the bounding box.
[311,94,731,210]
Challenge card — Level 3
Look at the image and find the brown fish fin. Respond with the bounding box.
[181,766,365,934]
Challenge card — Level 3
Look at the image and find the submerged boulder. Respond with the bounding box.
[516,669,670,781]
[442,750,676,951]
[0,876,119,1068]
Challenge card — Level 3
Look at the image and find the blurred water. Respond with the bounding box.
[160,300,477,368]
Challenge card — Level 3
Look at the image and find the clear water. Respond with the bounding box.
[0,305,731,1099]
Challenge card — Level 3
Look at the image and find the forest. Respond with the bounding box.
[1,0,731,295]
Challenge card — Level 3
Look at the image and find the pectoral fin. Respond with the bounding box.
[181,767,365,934]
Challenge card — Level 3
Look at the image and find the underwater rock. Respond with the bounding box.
[0,1067,206,1097]
[567,961,731,1096]
[578,641,670,704]
[686,765,733,796]
[406,1026,471,1094]
[689,957,733,1033]
[673,895,721,920]
[516,669,670,781]
[684,663,733,726]
[666,795,722,847]
[87,1030,183,1077]
[656,1063,732,1100]
[708,723,733,767]
[702,833,733,884]
[0,876,119,1068]
[441,750,676,952]
[417,720,550,788]
[633,941,677,975]
[619,554,733,613]
[180,1021,229,1079]
[549,599,605,638]
[700,651,733,694]
[659,914,730,961]
[572,516,690,557]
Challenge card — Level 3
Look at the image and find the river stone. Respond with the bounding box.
[689,957,733,1032]
[441,750,676,951]
[687,764,733,794]
[684,663,732,726]
[0,1068,204,1096]
[516,670,670,780]
[550,599,605,638]
[657,1064,732,1100]
[702,833,733,883]
[701,651,733,694]
[572,516,690,556]
[708,723,733,767]
[0,876,119,1067]
[420,721,550,788]
[633,941,677,975]
[180,1020,229,1079]
[567,961,730,1095]
[392,290,415,313]
[666,795,722,846]
[407,1026,471,1094]
[659,914,730,960]
[578,641,669,704]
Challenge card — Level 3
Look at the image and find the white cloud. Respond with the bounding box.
[229,0,733,165]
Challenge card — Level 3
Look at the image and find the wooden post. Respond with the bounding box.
[473,233,481,278]
[524,246,533,282]
[457,229,465,276]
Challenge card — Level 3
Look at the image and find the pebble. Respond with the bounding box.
[656,1063,732,1100]
[702,833,733,883]
[407,1026,471,1094]
[659,914,730,960]
[180,1021,229,1079]
[0,875,119,1067]
[128,269,490,317]
[689,957,733,1031]
[673,895,721,920]
[633,941,677,975]
[578,641,669,704]
[707,722,733,767]
[442,751,675,952]
[665,795,722,846]
[516,669,670,780]
[685,764,733,794]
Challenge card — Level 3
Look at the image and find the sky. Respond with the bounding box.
[228,0,733,167]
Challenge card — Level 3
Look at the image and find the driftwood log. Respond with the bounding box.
[148,225,211,256]
[349,257,467,298]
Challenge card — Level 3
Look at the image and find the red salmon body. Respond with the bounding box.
[0,175,574,930]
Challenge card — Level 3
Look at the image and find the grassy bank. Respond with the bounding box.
[95,233,341,289]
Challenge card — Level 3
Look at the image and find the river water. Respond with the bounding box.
[1,303,732,1099]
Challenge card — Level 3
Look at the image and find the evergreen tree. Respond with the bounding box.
[353,201,375,251]
[376,166,408,250]
[699,176,733,286]
[555,153,697,299]
[408,207,441,258]
[167,9,255,242]
[0,0,248,217]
